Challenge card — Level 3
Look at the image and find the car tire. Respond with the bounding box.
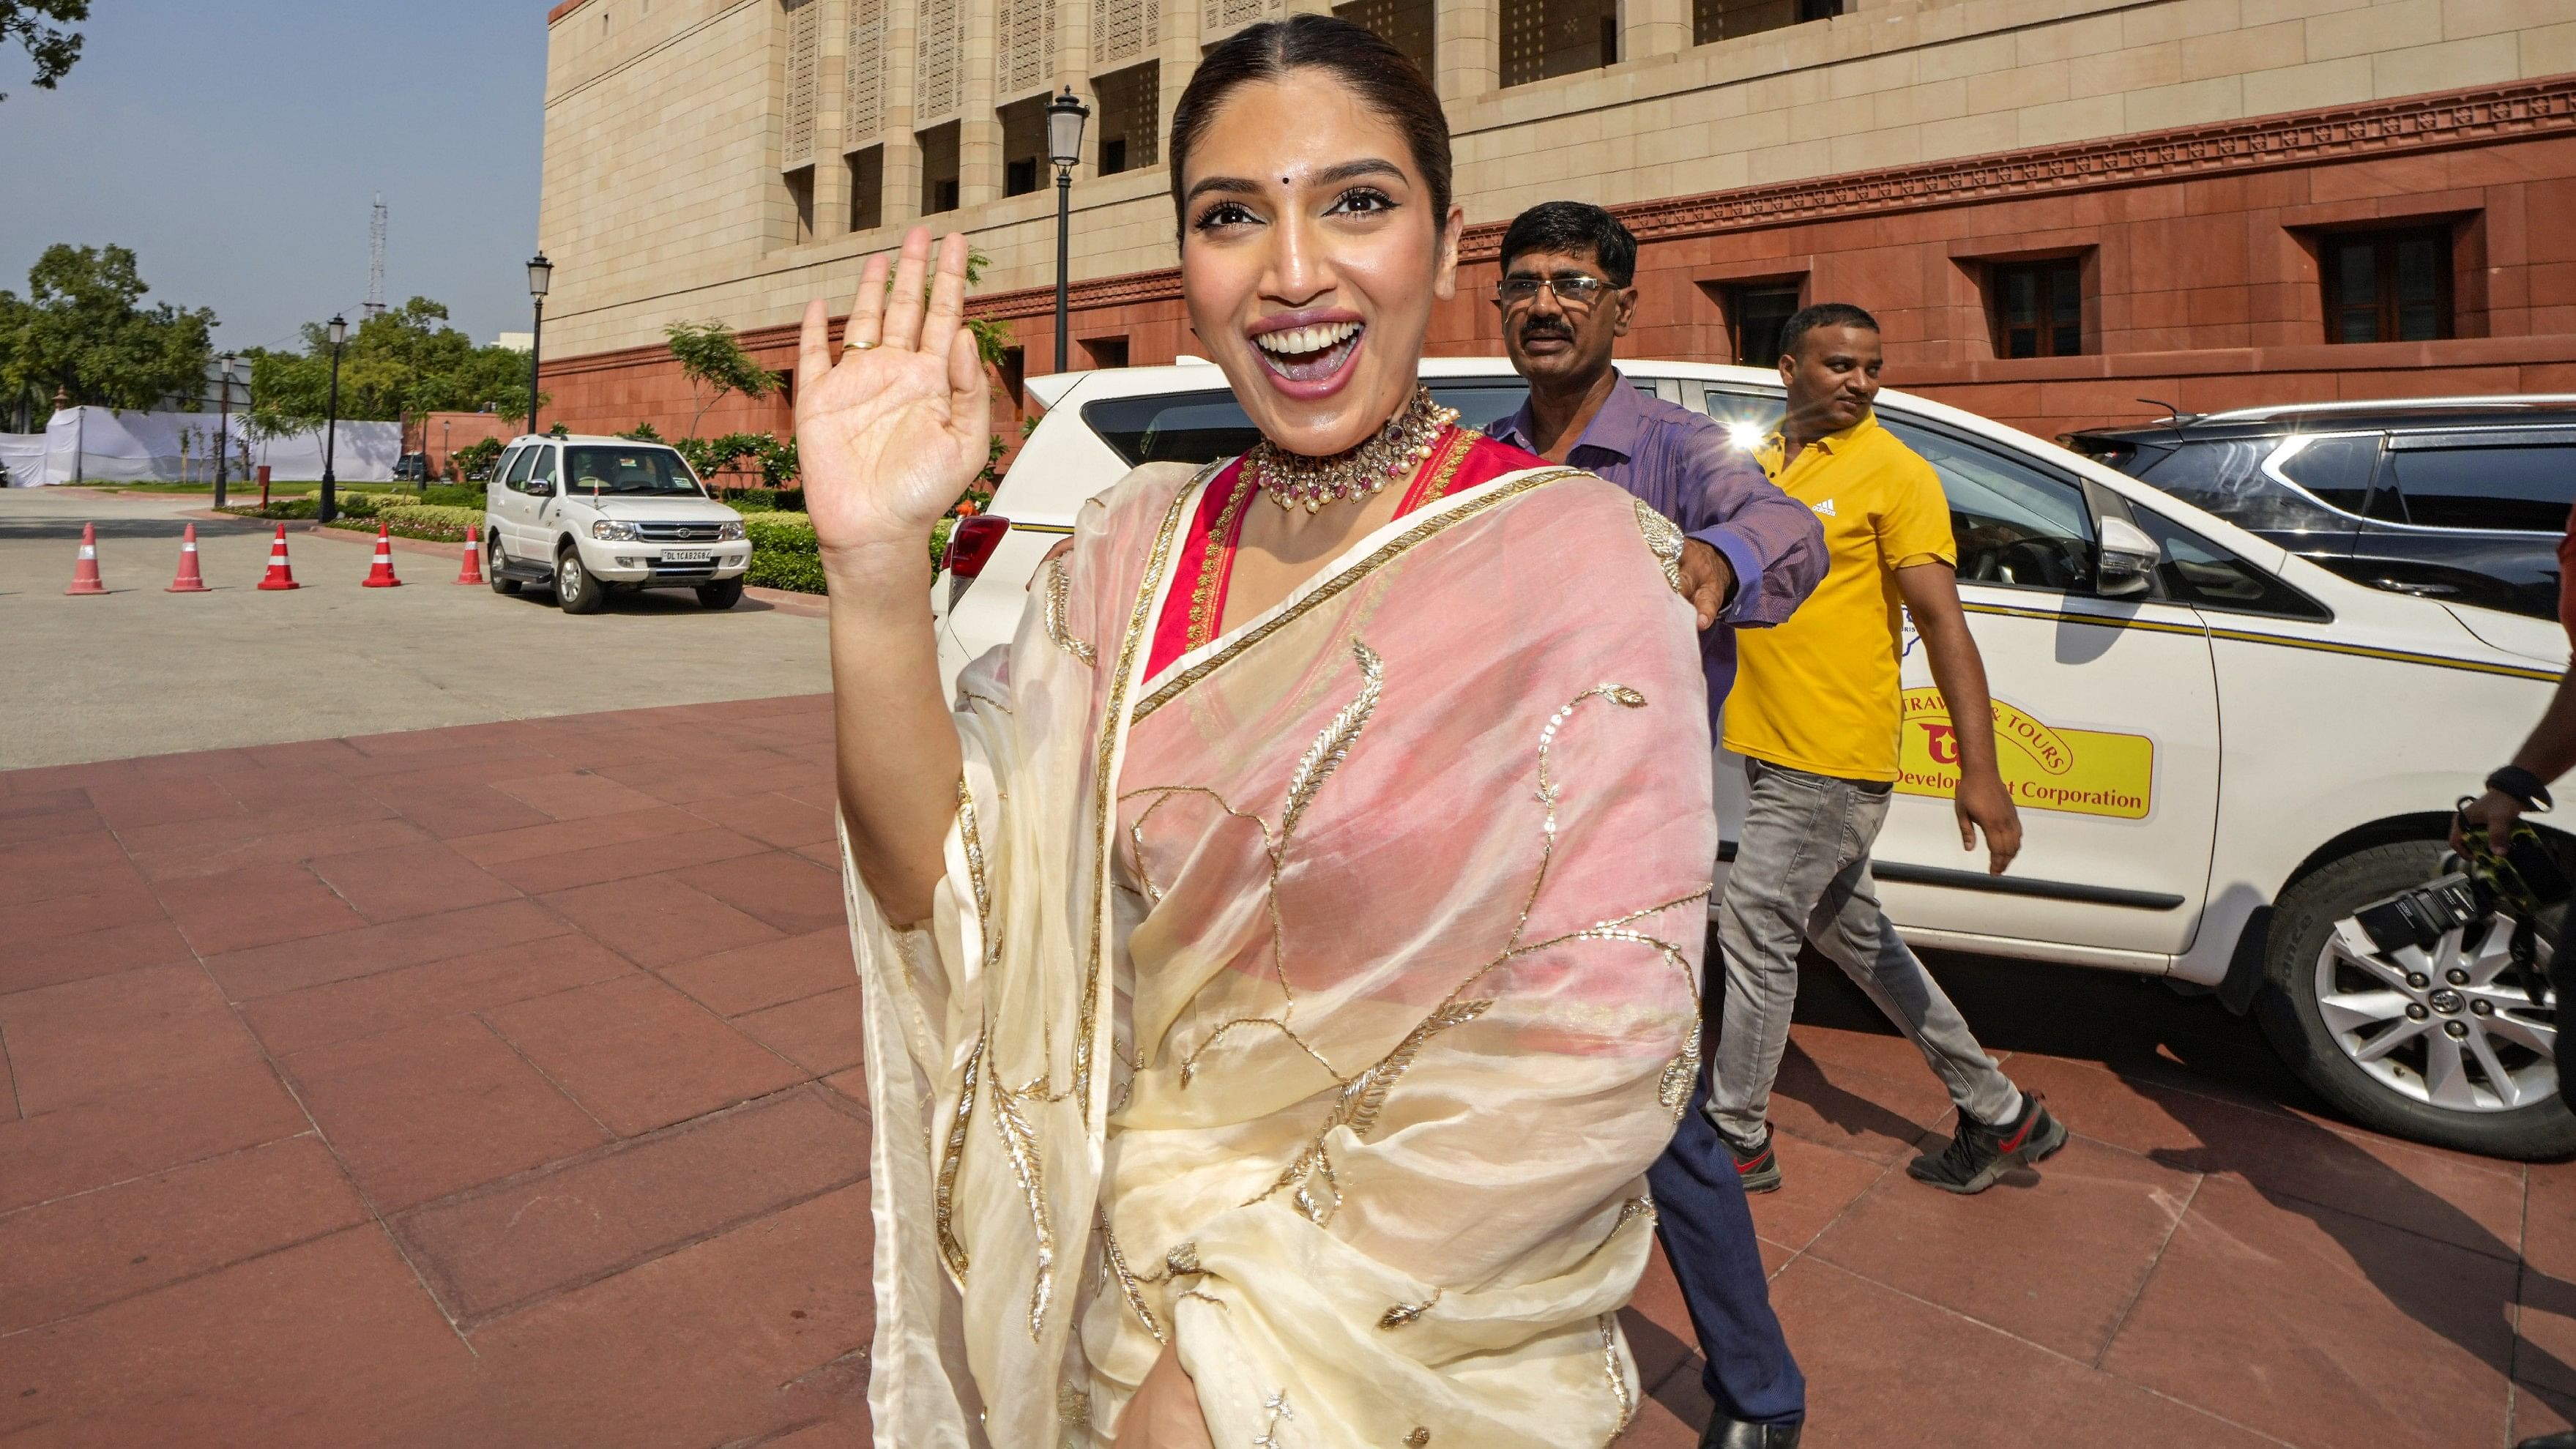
[555,545,606,615]
[696,578,745,611]
[488,533,519,595]
[2253,840,2576,1160]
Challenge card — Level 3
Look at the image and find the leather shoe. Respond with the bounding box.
[1700,1416,1802,1448]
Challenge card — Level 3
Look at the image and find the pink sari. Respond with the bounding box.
[846,444,1716,1448]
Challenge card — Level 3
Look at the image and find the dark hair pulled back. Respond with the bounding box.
[1168,15,1452,239]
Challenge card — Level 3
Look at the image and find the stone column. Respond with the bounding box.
[959,0,1004,206]
[1435,0,1497,105]
[1623,0,1689,64]
[814,0,852,238]
[885,0,925,224]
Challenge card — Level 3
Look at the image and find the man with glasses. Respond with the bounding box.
[1490,201,1823,1449]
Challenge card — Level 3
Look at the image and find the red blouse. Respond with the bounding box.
[1145,427,1546,678]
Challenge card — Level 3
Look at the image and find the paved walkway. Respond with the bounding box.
[0,488,828,770]
[2,696,2572,1447]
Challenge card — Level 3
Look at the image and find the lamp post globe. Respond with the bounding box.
[1045,87,1089,375]
[526,253,552,438]
[319,315,348,525]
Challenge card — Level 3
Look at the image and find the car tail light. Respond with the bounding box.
[943,514,1012,579]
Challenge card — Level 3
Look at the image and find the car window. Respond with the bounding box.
[2137,434,2359,532]
[502,446,536,487]
[2271,433,2378,515]
[2127,507,2331,619]
[562,446,703,496]
[524,447,558,495]
[1877,417,2098,595]
[2378,433,2576,534]
[1079,382,1536,467]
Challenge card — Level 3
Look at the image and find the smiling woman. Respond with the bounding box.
[797,16,1716,1448]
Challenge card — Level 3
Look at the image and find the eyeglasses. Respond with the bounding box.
[1497,275,1615,310]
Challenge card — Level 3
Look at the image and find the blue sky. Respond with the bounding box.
[0,0,549,353]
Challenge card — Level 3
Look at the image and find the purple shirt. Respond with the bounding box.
[1491,375,1826,718]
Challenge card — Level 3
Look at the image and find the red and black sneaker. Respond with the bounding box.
[1907,1093,2066,1195]
[1729,1128,1782,1194]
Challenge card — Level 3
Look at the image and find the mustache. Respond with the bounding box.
[1515,321,1574,342]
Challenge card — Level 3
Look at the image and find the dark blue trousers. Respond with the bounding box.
[1648,1068,1806,1425]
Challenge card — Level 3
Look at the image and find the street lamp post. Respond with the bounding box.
[319,316,347,525]
[212,352,237,510]
[526,253,553,436]
[1045,87,1090,375]
[442,418,451,483]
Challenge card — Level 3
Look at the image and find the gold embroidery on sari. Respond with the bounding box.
[1632,498,1685,592]
[1281,640,1382,834]
[1599,1314,1636,1437]
[1253,1391,1295,1448]
[1185,476,1257,651]
[1244,997,1493,1225]
[990,1075,1055,1341]
[1096,1211,1167,1345]
[1043,556,1097,665]
[1412,427,1481,507]
[1377,1289,1440,1330]
[934,1034,983,1283]
[1130,467,1587,724]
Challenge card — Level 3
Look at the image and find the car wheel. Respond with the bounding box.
[488,533,519,595]
[555,545,606,614]
[2254,840,2576,1159]
[696,578,745,611]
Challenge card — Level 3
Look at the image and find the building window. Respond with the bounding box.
[1694,0,1839,45]
[848,146,884,232]
[1725,282,1801,367]
[919,122,961,215]
[1333,0,1434,77]
[2323,226,2450,344]
[1990,258,2083,359]
[1000,94,1048,197]
[1095,62,1158,176]
[1504,0,1617,86]
[1081,335,1131,369]
[785,165,816,245]
[999,347,1027,409]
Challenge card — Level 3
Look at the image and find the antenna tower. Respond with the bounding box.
[363,194,388,319]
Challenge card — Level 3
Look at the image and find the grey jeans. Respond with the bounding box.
[1707,758,2022,1150]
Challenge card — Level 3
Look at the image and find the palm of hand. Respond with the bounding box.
[798,343,989,552]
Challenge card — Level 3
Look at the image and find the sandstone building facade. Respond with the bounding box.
[538,0,2576,444]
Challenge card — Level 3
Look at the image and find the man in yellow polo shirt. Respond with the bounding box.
[1710,302,2068,1196]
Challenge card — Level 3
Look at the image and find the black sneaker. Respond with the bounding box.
[1907,1094,2066,1194]
[1728,1129,1782,1194]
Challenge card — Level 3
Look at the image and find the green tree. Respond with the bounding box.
[663,319,779,439]
[0,244,215,410]
[242,297,539,441]
[3,1,86,103]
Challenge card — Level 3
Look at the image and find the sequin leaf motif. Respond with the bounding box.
[1632,498,1685,592]
[1246,997,1492,1225]
[1377,1288,1441,1331]
[1280,639,1382,837]
[989,1079,1055,1341]
[1043,555,1096,665]
[934,1035,983,1284]
[1252,1391,1295,1449]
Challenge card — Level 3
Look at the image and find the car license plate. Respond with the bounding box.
[662,549,711,563]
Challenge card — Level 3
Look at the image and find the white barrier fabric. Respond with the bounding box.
[1,409,401,485]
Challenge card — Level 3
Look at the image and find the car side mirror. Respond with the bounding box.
[2096,515,2161,597]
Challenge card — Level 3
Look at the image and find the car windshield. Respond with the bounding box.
[1079,381,1541,466]
[562,446,704,496]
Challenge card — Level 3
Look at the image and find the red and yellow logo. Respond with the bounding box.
[1898,689,2154,820]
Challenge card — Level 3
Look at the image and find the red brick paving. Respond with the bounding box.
[4,693,2575,1445]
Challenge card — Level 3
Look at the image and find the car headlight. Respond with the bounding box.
[591,520,639,541]
[718,521,745,541]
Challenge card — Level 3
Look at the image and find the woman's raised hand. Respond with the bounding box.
[796,228,991,566]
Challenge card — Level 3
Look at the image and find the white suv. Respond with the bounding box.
[483,434,752,612]
[940,361,2574,1160]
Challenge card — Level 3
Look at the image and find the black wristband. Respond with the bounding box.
[2487,766,2555,813]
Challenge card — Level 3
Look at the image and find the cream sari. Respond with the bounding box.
[845,458,1716,1448]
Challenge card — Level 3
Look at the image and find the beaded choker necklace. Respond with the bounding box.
[1244,387,1460,513]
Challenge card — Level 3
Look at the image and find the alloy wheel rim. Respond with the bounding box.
[562,555,582,594]
[2315,912,2557,1112]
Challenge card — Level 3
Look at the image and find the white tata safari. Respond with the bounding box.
[937,360,2575,1161]
[482,434,752,612]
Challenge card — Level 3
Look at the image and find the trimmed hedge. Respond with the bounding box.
[323,504,486,543]
[743,513,823,593]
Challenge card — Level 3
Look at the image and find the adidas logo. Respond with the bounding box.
[1812,498,1837,517]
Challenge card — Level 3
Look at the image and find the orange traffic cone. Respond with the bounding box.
[64,521,105,595]
[166,523,210,592]
[362,523,403,587]
[257,524,299,590]
[455,524,485,585]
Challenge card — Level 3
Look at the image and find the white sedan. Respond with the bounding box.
[937,359,2570,1160]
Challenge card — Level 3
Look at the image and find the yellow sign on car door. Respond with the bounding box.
[1896,688,2156,820]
